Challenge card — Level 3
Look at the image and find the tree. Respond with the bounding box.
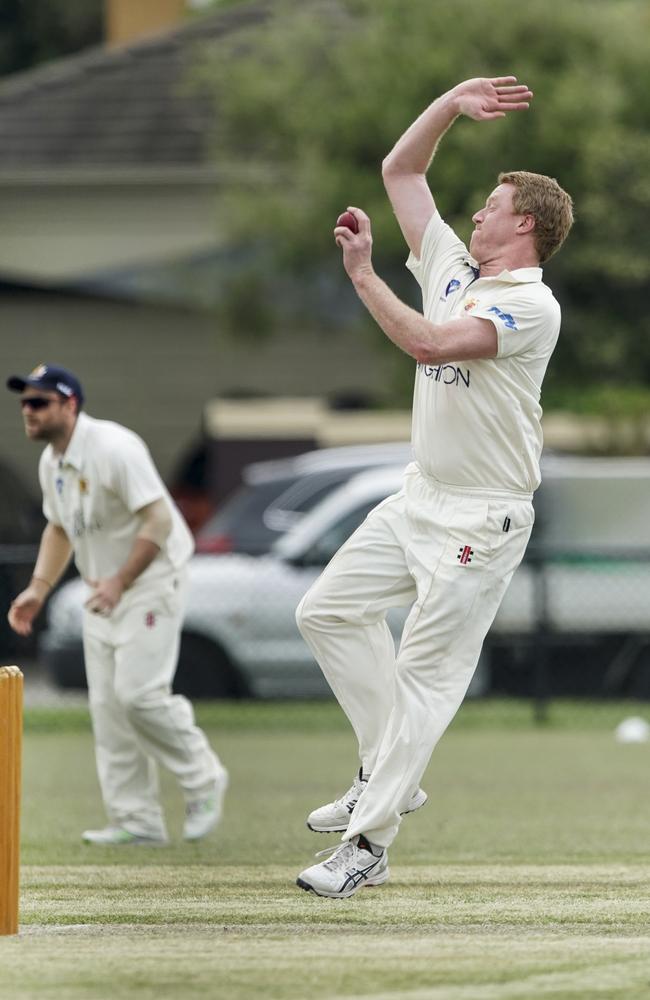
[196,0,650,406]
[0,0,102,78]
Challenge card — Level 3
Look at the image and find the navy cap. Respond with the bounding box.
[7,364,84,406]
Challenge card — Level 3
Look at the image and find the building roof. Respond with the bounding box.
[0,2,270,171]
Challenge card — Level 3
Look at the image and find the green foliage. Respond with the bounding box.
[543,383,650,418]
[196,0,650,399]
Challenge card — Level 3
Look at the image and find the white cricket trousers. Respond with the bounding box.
[296,464,534,848]
[82,570,223,839]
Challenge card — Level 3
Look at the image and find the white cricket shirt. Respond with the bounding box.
[39,412,194,587]
[406,211,561,496]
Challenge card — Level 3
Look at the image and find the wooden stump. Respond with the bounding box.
[0,666,23,936]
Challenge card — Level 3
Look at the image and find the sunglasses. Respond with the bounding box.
[20,396,54,411]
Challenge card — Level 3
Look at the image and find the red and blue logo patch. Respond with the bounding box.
[457,545,474,565]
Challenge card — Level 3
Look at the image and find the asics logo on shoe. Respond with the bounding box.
[342,860,381,890]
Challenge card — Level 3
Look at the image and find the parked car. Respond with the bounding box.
[40,465,409,696]
[40,457,650,698]
[194,441,412,555]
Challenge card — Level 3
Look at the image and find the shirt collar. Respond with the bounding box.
[59,411,89,471]
[492,267,543,284]
[464,257,542,284]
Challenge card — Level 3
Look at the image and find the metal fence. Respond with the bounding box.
[2,544,649,714]
[492,546,650,720]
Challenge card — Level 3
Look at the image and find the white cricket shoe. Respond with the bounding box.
[183,768,229,841]
[82,826,168,847]
[306,768,428,833]
[297,837,389,898]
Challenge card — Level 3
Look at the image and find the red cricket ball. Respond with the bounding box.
[336,211,359,234]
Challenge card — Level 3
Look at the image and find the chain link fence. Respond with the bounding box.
[490,547,650,718]
[2,543,649,712]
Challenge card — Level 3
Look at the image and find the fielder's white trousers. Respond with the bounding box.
[82,570,222,839]
[296,464,534,848]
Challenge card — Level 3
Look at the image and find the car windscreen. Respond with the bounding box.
[197,476,298,554]
[296,498,383,566]
[198,465,401,555]
[263,469,369,532]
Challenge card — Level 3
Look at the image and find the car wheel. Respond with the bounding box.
[174,631,248,700]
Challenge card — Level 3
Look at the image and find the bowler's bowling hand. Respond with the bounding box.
[7,587,45,636]
[85,575,124,615]
[452,77,533,121]
[335,207,373,282]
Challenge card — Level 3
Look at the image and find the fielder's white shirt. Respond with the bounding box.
[406,211,561,496]
[40,412,194,587]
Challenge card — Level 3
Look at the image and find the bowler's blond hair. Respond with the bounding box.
[498,170,574,264]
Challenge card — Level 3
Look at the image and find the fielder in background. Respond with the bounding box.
[296,76,574,897]
[7,364,228,846]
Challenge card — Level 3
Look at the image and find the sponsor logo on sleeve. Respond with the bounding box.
[487,305,518,330]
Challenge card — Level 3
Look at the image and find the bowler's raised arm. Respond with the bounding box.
[382,76,533,258]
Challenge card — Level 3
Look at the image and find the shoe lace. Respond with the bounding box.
[332,775,366,812]
[314,841,360,872]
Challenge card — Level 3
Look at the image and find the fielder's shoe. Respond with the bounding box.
[306,768,428,833]
[297,835,389,898]
[183,767,229,841]
[82,826,168,847]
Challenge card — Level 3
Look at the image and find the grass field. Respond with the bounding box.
[3,699,650,999]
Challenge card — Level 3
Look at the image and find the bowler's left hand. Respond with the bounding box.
[85,575,124,615]
[334,207,374,283]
